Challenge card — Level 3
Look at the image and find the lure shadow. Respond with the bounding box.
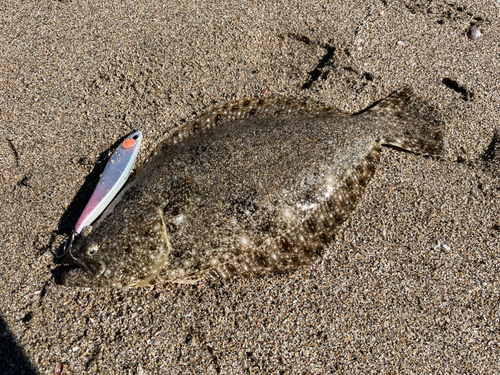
[48,134,132,261]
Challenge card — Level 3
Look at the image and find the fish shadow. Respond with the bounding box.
[45,134,133,261]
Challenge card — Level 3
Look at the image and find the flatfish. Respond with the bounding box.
[60,89,444,288]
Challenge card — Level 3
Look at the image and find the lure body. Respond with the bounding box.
[74,131,142,234]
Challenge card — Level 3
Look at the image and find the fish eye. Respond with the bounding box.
[86,244,99,256]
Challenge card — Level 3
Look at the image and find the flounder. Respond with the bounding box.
[60,89,444,288]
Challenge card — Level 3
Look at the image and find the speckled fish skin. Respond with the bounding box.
[60,89,444,288]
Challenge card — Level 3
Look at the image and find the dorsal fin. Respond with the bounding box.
[170,96,333,142]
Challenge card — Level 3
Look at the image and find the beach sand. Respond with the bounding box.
[1,0,500,373]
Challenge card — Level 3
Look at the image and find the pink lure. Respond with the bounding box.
[74,131,142,234]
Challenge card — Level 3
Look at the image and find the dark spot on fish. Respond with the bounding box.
[231,196,257,215]
[254,252,269,268]
[304,191,316,203]
[280,237,293,253]
[260,221,274,233]
[232,248,242,257]
[226,263,237,275]
[356,173,368,188]
[305,218,317,234]
[366,163,377,175]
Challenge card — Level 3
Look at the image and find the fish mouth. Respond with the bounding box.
[55,256,107,288]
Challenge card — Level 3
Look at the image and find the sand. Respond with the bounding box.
[1,0,499,373]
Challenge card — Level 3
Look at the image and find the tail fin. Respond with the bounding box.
[363,88,445,156]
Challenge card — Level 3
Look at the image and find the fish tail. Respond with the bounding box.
[364,88,445,156]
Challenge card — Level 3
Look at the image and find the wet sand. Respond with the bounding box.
[1,0,500,373]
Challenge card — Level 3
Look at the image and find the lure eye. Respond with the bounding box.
[121,138,136,149]
[86,244,99,256]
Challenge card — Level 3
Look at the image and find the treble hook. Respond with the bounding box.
[56,230,78,260]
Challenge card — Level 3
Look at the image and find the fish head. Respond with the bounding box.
[60,205,170,288]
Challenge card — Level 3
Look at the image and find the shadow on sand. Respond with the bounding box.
[0,315,37,375]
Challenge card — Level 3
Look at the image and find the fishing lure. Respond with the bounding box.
[60,130,142,258]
